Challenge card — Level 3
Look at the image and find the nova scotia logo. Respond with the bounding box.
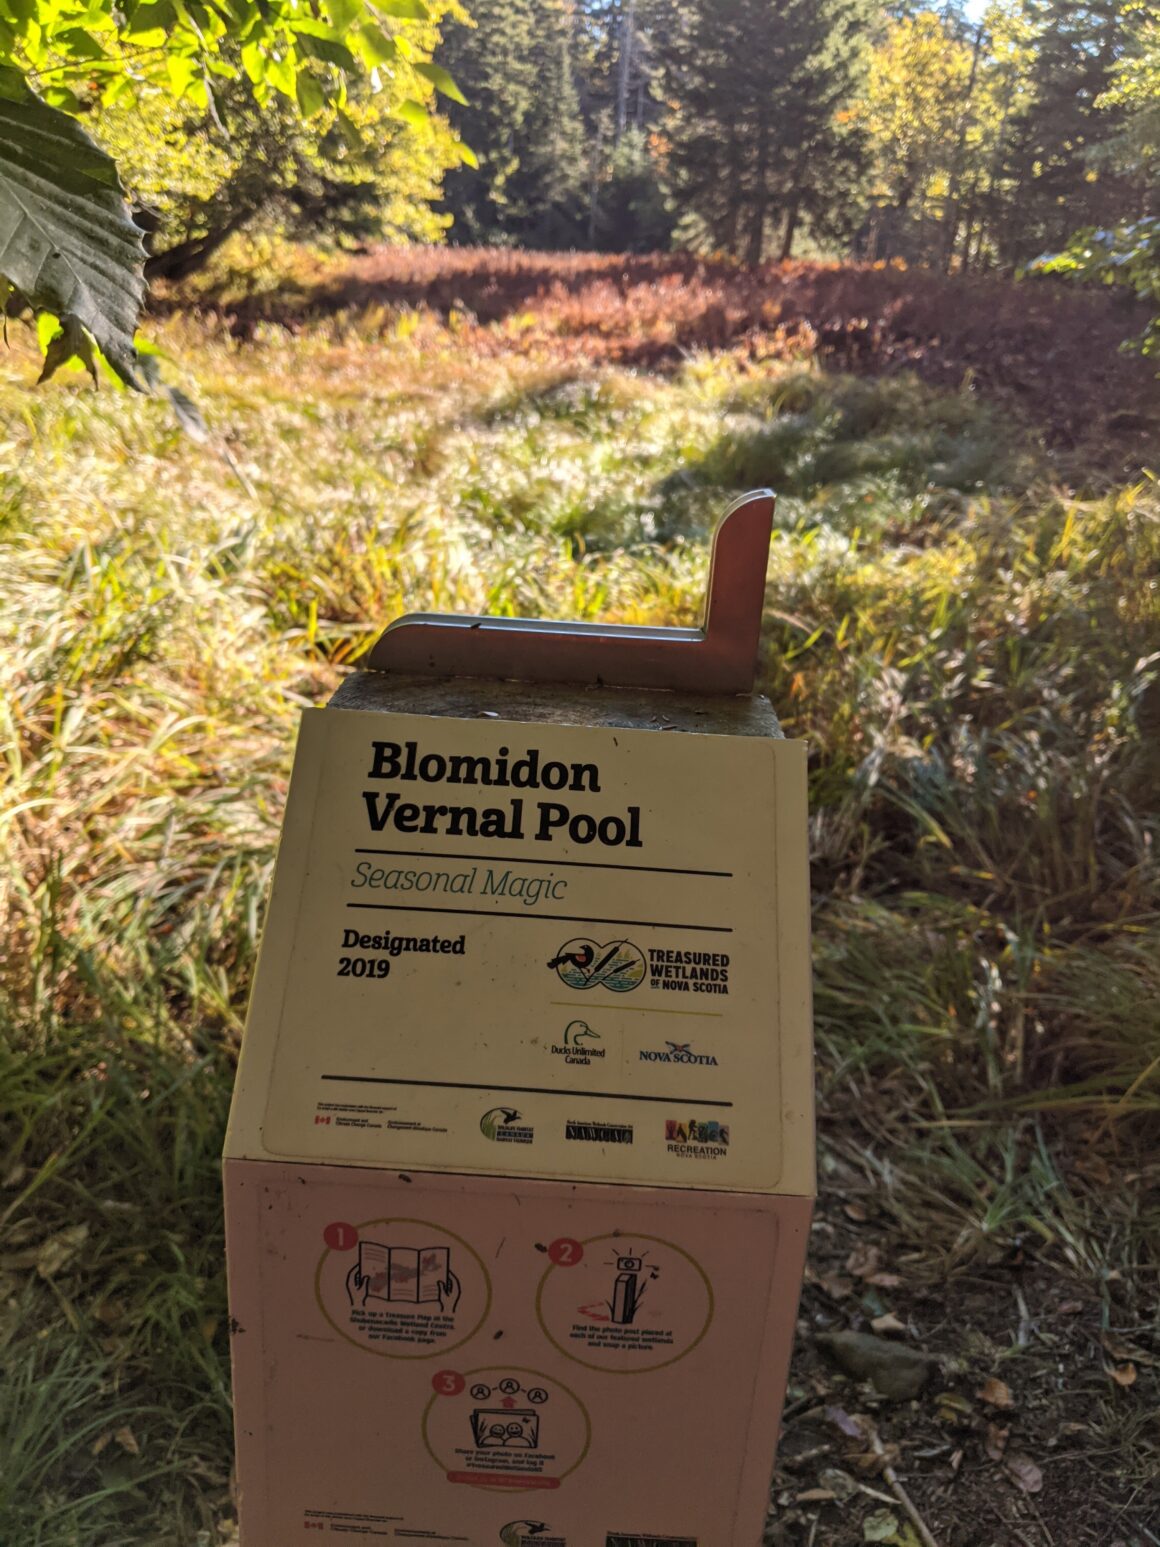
[639,1040,719,1066]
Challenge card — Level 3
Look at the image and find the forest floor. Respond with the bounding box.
[1,250,1158,1547]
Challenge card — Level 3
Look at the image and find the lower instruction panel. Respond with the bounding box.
[224,1160,810,1547]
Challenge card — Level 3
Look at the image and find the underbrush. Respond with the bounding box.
[1,317,1157,1541]
[159,243,1160,477]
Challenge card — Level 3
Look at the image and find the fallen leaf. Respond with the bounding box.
[820,1273,856,1301]
[984,1422,1010,1461]
[114,1426,140,1456]
[950,1447,964,1474]
[796,1488,836,1503]
[1101,1333,1130,1357]
[871,1313,907,1337]
[867,1271,904,1289]
[1057,1299,1084,1315]
[36,1224,89,1279]
[977,1376,1015,1409]
[1108,1361,1137,1387]
[863,1508,900,1541]
[91,1431,112,1457]
[819,1467,859,1502]
[846,1244,882,1279]
[935,1391,974,1426]
[1005,1452,1044,1494]
[844,1202,870,1222]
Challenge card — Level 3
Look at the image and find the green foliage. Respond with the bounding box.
[0,0,464,377]
[0,67,144,384]
[1,295,1157,1534]
[1032,215,1160,354]
[96,32,466,284]
[1027,4,1160,355]
[655,0,875,263]
[999,0,1143,264]
[1099,4,1160,181]
[438,0,590,246]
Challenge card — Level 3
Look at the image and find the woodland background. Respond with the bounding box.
[1,2,1159,1545]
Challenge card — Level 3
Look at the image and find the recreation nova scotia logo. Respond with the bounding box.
[480,1106,534,1145]
[639,1040,718,1067]
[665,1115,730,1159]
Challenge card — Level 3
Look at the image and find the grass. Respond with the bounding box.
[1,266,1158,1544]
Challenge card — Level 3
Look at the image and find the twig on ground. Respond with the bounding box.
[870,1433,941,1547]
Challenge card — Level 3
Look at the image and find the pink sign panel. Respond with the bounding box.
[226,1160,809,1545]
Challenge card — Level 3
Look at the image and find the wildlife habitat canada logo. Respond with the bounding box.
[639,1040,719,1067]
[480,1106,534,1145]
[664,1115,730,1159]
[548,938,646,993]
[500,1523,566,1546]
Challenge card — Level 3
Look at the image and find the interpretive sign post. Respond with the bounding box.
[223,489,815,1547]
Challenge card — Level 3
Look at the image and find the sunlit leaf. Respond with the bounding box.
[412,60,466,104]
[0,72,144,387]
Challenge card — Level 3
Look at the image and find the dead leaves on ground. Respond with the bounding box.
[976,1376,1015,1410]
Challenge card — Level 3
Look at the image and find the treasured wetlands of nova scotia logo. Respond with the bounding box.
[548,939,646,992]
[480,1107,534,1145]
[665,1116,730,1159]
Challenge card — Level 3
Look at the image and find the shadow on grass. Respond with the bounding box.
[0,996,234,1546]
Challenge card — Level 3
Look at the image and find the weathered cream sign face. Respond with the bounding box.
[226,707,812,1195]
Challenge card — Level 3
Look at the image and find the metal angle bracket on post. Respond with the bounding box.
[364,488,775,695]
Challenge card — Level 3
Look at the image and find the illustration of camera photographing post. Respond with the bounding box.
[535,1233,713,1373]
[346,1241,462,1314]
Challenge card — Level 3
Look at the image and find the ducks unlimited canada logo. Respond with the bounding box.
[480,1106,534,1145]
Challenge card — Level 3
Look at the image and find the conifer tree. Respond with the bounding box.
[1000,0,1140,261]
[655,0,875,263]
[438,0,589,245]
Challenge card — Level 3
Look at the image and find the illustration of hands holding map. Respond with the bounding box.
[345,1242,462,1314]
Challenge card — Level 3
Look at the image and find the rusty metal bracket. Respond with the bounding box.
[363,488,775,695]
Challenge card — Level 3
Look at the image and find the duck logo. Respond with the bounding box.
[480,1107,534,1145]
[500,1523,565,1546]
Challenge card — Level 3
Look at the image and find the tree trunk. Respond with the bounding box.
[145,209,252,282]
[615,0,635,144]
[779,201,799,262]
[745,119,770,266]
[942,20,986,273]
